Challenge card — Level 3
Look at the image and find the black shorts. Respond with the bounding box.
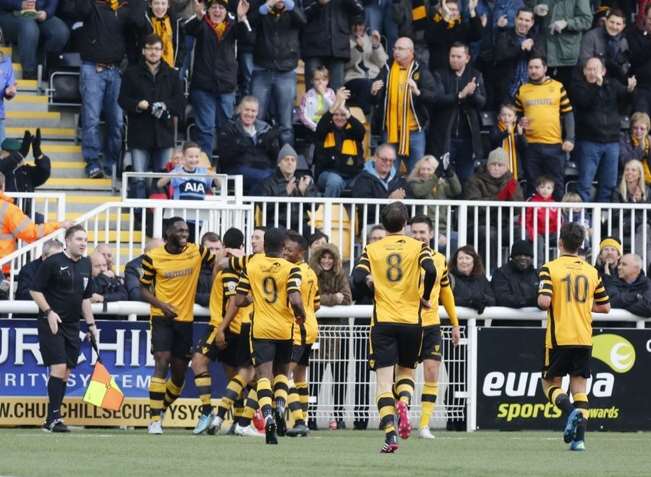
[37,319,80,368]
[419,325,442,362]
[369,323,422,370]
[194,325,230,362]
[151,318,193,360]
[252,338,293,367]
[219,323,253,369]
[291,344,313,367]
[542,347,591,379]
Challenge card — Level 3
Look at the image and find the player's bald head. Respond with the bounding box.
[381,201,408,233]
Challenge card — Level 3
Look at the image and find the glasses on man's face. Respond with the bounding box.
[377,156,395,162]
[145,46,163,51]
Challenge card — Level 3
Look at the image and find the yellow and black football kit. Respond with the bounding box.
[140,243,213,358]
[353,234,435,369]
[291,261,320,366]
[514,78,572,145]
[230,254,302,365]
[420,250,458,362]
[538,255,609,378]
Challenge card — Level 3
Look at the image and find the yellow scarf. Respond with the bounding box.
[204,16,228,42]
[323,125,358,159]
[386,62,416,157]
[632,134,651,184]
[498,120,519,180]
[106,0,119,11]
[152,16,174,68]
[433,12,461,29]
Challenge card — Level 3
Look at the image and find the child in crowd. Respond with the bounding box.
[0,52,17,145]
[298,66,337,132]
[524,175,559,264]
[489,103,527,182]
[407,154,461,252]
[561,191,592,255]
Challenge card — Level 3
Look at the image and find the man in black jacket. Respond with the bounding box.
[119,33,185,199]
[249,0,306,146]
[627,3,651,115]
[572,57,635,203]
[15,238,63,300]
[493,8,541,106]
[491,240,539,324]
[349,144,412,224]
[606,253,651,318]
[301,0,364,90]
[255,143,319,229]
[124,238,164,301]
[371,36,437,172]
[89,252,128,307]
[73,0,145,178]
[217,95,280,192]
[314,87,365,197]
[431,42,486,185]
[186,0,251,156]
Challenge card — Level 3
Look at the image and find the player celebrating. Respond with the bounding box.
[352,202,436,453]
[140,217,215,434]
[227,227,306,444]
[190,227,247,434]
[409,215,460,439]
[283,230,320,438]
[538,222,610,451]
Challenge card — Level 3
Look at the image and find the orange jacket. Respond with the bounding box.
[0,193,60,261]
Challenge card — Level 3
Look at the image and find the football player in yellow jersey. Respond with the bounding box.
[207,228,267,437]
[139,217,215,435]
[283,231,320,438]
[409,216,460,439]
[352,202,436,453]
[226,227,306,445]
[189,228,248,434]
[538,223,610,451]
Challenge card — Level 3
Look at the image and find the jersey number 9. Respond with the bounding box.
[262,276,278,304]
[386,253,403,283]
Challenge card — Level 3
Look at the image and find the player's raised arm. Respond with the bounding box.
[351,246,371,288]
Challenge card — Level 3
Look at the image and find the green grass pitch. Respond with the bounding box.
[0,428,649,476]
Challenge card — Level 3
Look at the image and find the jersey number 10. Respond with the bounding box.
[561,273,589,304]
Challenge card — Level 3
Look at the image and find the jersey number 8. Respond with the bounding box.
[386,253,403,283]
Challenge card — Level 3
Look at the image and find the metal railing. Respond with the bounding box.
[120,172,244,202]
[0,303,643,431]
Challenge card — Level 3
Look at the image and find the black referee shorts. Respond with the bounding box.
[151,318,193,360]
[37,319,81,369]
[369,322,422,370]
[419,325,442,362]
[542,346,592,379]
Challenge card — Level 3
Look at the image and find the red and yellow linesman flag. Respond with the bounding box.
[82,361,124,411]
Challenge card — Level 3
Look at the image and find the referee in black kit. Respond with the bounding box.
[30,224,98,432]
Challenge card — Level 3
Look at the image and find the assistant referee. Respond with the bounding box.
[30,224,98,433]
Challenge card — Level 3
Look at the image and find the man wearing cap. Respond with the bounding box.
[255,144,319,228]
[491,239,539,323]
[595,237,622,280]
[465,147,524,270]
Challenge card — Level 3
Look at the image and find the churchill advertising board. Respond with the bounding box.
[0,319,227,427]
[476,327,651,431]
